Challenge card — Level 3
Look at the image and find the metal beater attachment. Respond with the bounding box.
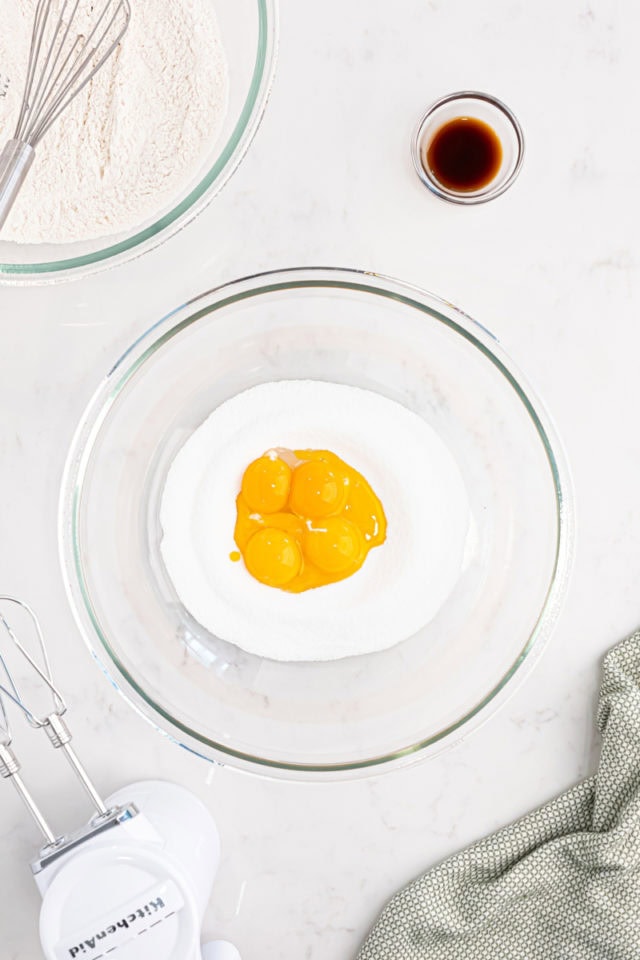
[0,596,126,857]
[0,0,131,230]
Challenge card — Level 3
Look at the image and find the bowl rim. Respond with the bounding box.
[0,0,278,285]
[59,266,574,780]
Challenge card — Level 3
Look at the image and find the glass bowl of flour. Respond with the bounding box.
[59,268,574,779]
[0,0,277,283]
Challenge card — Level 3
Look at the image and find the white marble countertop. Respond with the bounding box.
[2,0,640,956]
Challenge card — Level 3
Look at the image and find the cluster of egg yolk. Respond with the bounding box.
[231,449,387,592]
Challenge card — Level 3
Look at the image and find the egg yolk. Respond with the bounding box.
[243,528,302,587]
[304,518,364,574]
[241,455,291,513]
[232,449,386,592]
[288,460,346,518]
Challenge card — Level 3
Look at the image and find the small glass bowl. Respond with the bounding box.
[412,91,525,205]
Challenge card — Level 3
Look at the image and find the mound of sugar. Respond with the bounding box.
[160,381,471,662]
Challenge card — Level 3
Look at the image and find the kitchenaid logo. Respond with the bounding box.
[56,882,184,960]
[67,897,168,957]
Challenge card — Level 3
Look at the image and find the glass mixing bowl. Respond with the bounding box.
[0,0,277,284]
[59,268,573,779]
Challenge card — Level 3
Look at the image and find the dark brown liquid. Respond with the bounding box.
[425,117,502,192]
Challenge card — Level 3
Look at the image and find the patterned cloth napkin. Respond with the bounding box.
[357,631,640,959]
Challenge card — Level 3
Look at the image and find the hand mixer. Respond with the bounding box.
[0,0,131,231]
[0,596,240,960]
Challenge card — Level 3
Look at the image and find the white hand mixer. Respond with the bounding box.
[0,596,239,960]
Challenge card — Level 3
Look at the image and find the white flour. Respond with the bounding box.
[0,0,229,244]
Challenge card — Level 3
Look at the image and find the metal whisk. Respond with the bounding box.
[0,0,131,231]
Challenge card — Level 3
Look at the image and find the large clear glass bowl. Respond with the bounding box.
[59,268,573,779]
[0,0,277,284]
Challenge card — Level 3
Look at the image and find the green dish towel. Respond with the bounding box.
[357,632,640,959]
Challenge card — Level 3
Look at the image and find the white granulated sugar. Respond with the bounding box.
[0,0,228,244]
[160,381,471,662]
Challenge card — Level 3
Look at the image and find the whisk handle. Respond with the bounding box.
[0,139,35,232]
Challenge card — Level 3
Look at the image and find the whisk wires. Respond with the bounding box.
[14,0,131,147]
